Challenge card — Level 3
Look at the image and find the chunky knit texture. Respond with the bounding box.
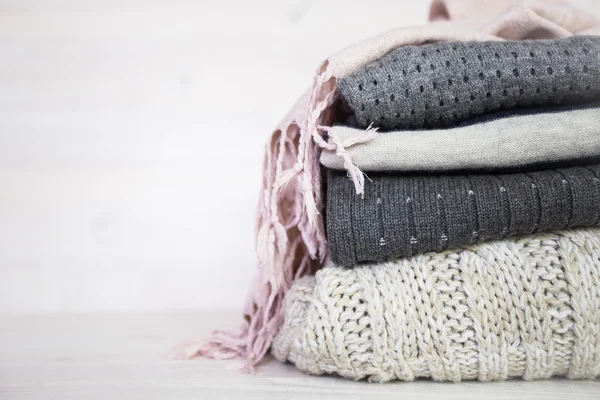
[338,36,600,130]
[272,228,600,382]
[320,106,600,172]
[327,166,600,266]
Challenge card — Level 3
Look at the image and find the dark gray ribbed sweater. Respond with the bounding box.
[337,36,600,130]
[326,166,600,266]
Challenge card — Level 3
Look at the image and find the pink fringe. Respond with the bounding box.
[319,123,379,196]
[179,61,376,369]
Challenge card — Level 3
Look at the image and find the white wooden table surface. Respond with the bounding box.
[1,312,599,399]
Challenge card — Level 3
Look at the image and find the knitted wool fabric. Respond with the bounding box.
[320,106,600,172]
[338,36,600,131]
[272,228,600,382]
[190,0,600,369]
[327,165,600,266]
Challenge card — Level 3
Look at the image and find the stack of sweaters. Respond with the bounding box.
[193,0,600,385]
[272,36,600,381]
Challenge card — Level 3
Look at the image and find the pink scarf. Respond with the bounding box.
[176,0,600,369]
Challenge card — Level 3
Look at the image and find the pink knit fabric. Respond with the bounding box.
[180,0,600,369]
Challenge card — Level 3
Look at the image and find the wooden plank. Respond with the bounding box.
[0,313,599,399]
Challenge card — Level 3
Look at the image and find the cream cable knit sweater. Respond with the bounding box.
[272,228,600,382]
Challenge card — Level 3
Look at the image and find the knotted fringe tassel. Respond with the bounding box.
[318,123,378,196]
[172,61,377,370]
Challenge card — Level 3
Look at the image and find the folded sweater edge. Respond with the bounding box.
[320,106,600,172]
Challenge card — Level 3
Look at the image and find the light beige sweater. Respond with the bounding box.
[320,107,600,172]
[273,228,600,382]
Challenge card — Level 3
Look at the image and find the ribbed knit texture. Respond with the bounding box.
[327,166,600,266]
[338,36,600,130]
[272,228,600,382]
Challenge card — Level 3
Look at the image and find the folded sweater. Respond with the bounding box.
[320,106,600,172]
[327,166,600,266]
[338,36,600,130]
[272,228,600,382]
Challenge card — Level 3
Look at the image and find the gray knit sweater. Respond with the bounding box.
[326,166,600,266]
[337,36,600,130]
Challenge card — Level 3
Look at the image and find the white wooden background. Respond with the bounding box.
[1,0,600,313]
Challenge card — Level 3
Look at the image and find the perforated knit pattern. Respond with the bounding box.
[327,165,600,266]
[338,36,600,130]
[272,228,600,382]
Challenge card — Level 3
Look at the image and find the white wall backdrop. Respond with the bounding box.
[1,0,599,312]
